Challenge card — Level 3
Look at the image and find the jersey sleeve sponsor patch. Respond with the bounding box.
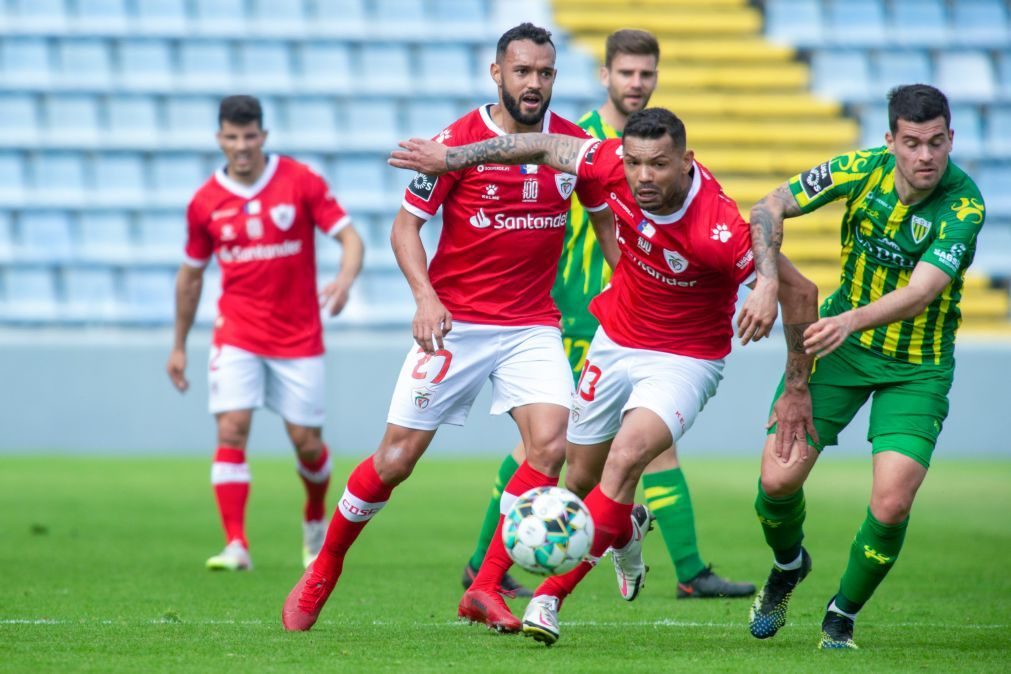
[799,161,834,199]
[408,172,439,202]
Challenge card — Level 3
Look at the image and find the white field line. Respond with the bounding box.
[0,618,1006,630]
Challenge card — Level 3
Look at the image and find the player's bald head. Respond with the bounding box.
[624,108,686,152]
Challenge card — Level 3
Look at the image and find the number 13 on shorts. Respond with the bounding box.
[576,359,602,402]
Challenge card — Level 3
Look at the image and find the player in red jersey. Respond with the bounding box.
[281,24,613,633]
[166,95,364,572]
[390,107,817,644]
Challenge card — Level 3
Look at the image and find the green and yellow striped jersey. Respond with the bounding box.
[551,109,619,337]
[789,147,985,366]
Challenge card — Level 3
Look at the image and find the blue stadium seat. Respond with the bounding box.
[936,51,996,102]
[76,0,130,34]
[360,270,415,324]
[298,43,351,93]
[825,0,887,46]
[118,40,174,90]
[889,0,947,47]
[313,0,366,37]
[870,51,932,102]
[996,51,1011,101]
[951,0,1009,48]
[0,153,27,205]
[1,38,53,88]
[343,99,399,149]
[284,98,340,148]
[950,105,983,160]
[134,0,189,34]
[0,94,39,146]
[151,154,205,206]
[57,39,113,89]
[2,267,59,322]
[33,152,86,206]
[10,0,68,33]
[858,104,888,149]
[179,41,235,91]
[331,156,388,212]
[238,42,293,92]
[0,211,13,263]
[764,0,824,47]
[552,50,598,98]
[984,107,1011,158]
[811,50,872,102]
[122,269,175,323]
[405,101,457,139]
[196,269,222,326]
[192,0,248,36]
[166,97,218,146]
[18,211,75,263]
[315,228,346,267]
[45,94,101,146]
[418,45,475,95]
[93,154,147,206]
[106,95,160,147]
[137,211,185,264]
[430,0,489,36]
[249,0,308,36]
[977,164,1011,218]
[373,0,428,37]
[63,267,120,322]
[78,211,134,263]
[360,44,412,94]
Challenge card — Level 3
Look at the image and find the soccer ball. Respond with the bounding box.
[502,486,594,576]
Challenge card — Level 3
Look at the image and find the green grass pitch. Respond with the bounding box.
[1,456,1008,672]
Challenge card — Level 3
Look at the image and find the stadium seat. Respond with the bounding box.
[1,38,53,88]
[33,152,86,206]
[984,107,1011,158]
[178,41,235,92]
[297,42,352,93]
[284,98,340,148]
[950,105,983,161]
[137,211,185,264]
[950,0,1009,48]
[238,42,293,92]
[977,164,1011,218]
[811,50,872,102]
[359,44,412,94]
[121,269,176,323]
[249,0,308,36]
[118,40,175,91]
[44,95,101,146]
[78,211,134,263]
[93,154,148,206]
[312,0,366,38]
[430,0,489,36]
[552,50,599,98]
[9,0,68,33]
[0,211,13,263]
[417,45,475,95]
[192,0,248,36]
[995,51,1011,101]
[0,153,27,205]
[18,211,74,263]
[331,156,388,212]
[106,95,160,147]
[151,154,205,206]
[764,0,824,47]
[360,270,415,323]
[825,0,887,46]
[63,267,120,322]
[870,51,932,101]
[134,0,189,34]
[57,39,113,90]
[373,0,428,37]
[936,51,996,102]
[405,100,457,139]
[166,97,218,146]
[889,0,947,47]
[76,0,130,34]
[315,228,346,268]
[195,268,222,326]
[0,94,39,146]
[858,104,888,149]
[343,99,399,150]
[2,267,59,322]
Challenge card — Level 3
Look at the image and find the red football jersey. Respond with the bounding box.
[402,106,592,327]
[575,138,756,359]
[184,154,350,358]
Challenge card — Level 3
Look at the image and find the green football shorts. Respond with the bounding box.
[769,339,953,468]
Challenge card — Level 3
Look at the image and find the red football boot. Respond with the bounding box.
[458,588,522,633]
[282,565,337,632]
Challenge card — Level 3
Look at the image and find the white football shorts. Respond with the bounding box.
[208,344,326,427]
[566,327,724,445]
[386,321,573,431]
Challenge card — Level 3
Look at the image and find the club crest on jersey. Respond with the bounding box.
[412,386,434,410]
[555,173,576,199]
[910,215,933,244]
[269,204,295,231]
[663,249,689,274]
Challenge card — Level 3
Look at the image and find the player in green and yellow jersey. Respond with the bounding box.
[460,29,755,600]
[744,84,986,649]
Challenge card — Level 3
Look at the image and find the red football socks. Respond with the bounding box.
[297,444,331,522]
[211,446,250,548]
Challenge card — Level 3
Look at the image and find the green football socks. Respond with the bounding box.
[467,453,520,570]
[755,481,806,565]
[836,508,909,613]
[643,468,706,583]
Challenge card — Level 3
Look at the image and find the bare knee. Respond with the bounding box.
[217,413,251,449]
[870,493,913,524]
[288,425,324,461]
[760,472,804,499]
[525,433,567,476]
[564,463,599,498]
[373,428,431,486]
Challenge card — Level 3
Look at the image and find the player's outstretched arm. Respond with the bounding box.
[320,225,364,317]
[389,134,587,176]
[738,182,805,344]
[167,264,204,393]
[804,261,951,357]
[390,207,452,354]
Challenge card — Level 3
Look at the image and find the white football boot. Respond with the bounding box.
[302,519,327,568]
[206,540,253,571]
[611,504,652,601]
[522,595,561,646]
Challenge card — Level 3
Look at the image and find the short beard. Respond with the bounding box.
[502,88,550,127]
[609,90,650,117]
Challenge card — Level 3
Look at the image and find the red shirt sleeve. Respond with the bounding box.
[183,197,213,267]
[574,139,611,210]
[401,124,465,220]
[304,165,350,236]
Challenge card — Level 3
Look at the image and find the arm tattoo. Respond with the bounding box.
[784,321,814,388]
[749,183,797,280]
[783,322,810,353]
[445,133,584,174]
